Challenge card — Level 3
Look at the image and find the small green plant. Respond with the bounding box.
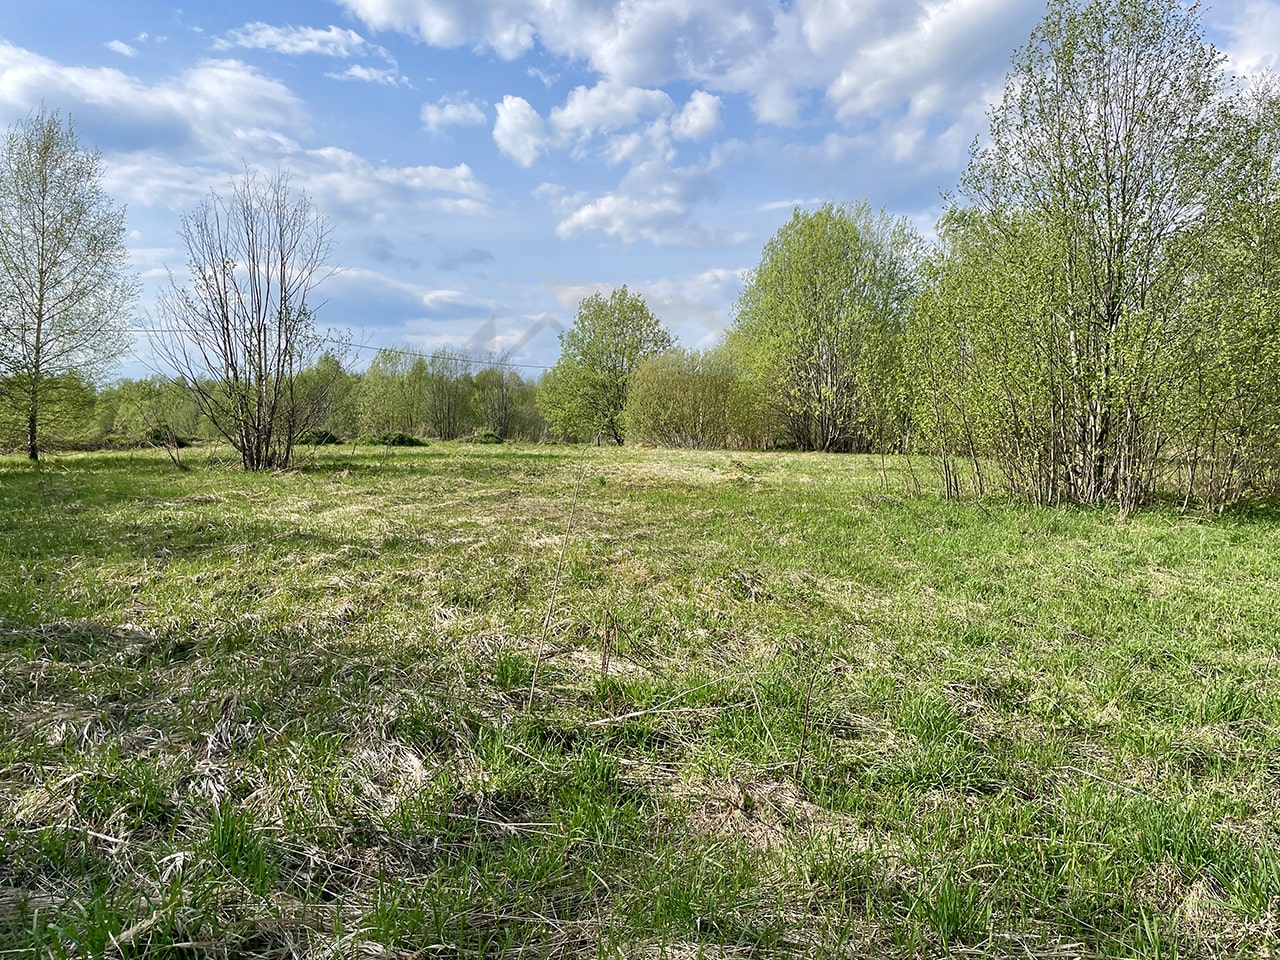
[299,429,342,446]
[361,431,425,447]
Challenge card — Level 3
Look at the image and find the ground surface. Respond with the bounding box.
[1,444,1278,958]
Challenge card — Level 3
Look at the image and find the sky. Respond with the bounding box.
[1,0,1276,380]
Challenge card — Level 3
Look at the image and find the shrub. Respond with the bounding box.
[362,431,426,447]
[298,429,342,446]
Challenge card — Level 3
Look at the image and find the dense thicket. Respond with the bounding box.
[728,202,919,453]
[913,0,1231,509]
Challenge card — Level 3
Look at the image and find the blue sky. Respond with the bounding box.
[1,1,1275,378]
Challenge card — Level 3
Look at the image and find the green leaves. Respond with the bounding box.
[729,202,918,453]
[917,0,1267,509]
[538,286,674,444]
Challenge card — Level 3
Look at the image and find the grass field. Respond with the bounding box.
[1,444,1278,958]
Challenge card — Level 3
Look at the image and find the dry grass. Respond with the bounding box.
[0,444,1278,957]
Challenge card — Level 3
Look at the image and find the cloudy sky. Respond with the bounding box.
[1,1,1274,377]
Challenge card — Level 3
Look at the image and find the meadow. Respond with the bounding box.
[1,444,1278,958]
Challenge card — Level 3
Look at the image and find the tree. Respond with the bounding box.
[0,110,138,460]
[728,202,918,453]
[950,0,1225,509]
[623,346,756,450]
[151,170,340,470]
[422,348,474,440]
[474,353,523,439]
[537,286,673,444]
[1177,78,1280,505]
[359,347,418,437]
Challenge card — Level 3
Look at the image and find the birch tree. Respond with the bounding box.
[0,111,137,460]
[955,0,1225,509]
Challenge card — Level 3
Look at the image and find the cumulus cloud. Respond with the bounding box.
[671,91,721,140]
[297,146,490,221]
[1215,0,1280,76]
[334,0,1039,146]
[537,155,723,245]
[105,40,137,58]
[0,42,490,230]
[493,95,548,166]
[549,82,671,137]
[421,94,487,132]
[0,44,306,157]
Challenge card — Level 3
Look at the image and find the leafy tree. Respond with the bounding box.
[358,348,418,437]
[422,348,474,440]
[729,202,918,453]
[0,110,138,460]
[474,353,523,439]
[623,346,757,449]
[537,286,673,444]
[295,352,358,442]
[1177,78,1280,504]
[946,0,1225,509]
[151,170,342,470]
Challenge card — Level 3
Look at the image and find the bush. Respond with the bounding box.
[467,429,504,445]
[299,430,342,446]
[362,431,425,447]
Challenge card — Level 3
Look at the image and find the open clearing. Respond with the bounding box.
[1,445,1278,958]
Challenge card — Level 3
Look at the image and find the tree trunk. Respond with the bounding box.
[26,406,38,461]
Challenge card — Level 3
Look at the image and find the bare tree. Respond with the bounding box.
[151,170,340,470]
[0,110,137,460]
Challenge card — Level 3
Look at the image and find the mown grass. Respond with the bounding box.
[0,444,1278,958]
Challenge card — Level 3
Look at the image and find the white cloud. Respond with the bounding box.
[538,155,723,245]
[421,94,487,132]
[333,0,1039,143]
[549,81,671,137]
[106,40,137,58]
[493,95,547,166]
[327,65,409,85]
[217,22,382,59]
[0,44,306,158]
[671,90,721,140]
[1216,0,1280,76]
[297,146,491,221]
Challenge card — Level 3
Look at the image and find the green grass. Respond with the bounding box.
[1,444,1278,957]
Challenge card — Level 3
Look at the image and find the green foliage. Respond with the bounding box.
[96,376,202,451]
[0,372,98,453]
[921,0,1227,509]
[623,346,762,449]
[1175,78,1280,504]
[729,202,919,453]
[538,286,674,444]
[0,110,138,461]
[362,431,426,447]
[421,348,474,440]
[298,429,342,446]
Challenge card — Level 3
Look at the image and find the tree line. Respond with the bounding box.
[542,0,1280,511]
[2,0,1278,511]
